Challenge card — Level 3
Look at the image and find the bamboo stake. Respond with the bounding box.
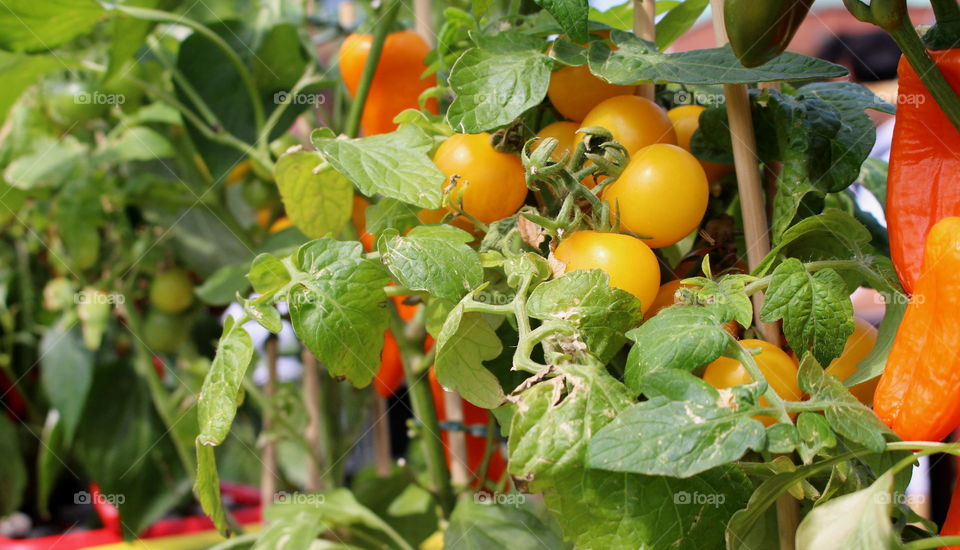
[443,392,470,486]
[633,0,656,100]
[414,0,433,45]
[260,338,279,509]
[708,0,780,345]
[709,3,795,548]
[302,350,322,491]
[373,397,393,476]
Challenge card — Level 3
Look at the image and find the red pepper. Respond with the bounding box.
[887,51,960,294]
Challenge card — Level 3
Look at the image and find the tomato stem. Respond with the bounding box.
[343,0,402,138]
[904,537,960,550]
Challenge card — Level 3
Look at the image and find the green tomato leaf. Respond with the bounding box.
[446,33,552,133]
[624,305,731,393]
[364,197,421,236]
[589,31,846,86]
[687,274,755,328]
[797,355,889,452]
[253,503,329,550]
[755,209,872,276]
[287,239,391,388]
[760,259,854,366]
[195,263,251,306]
[381,225,483,303]
[314,124,444,209]
[766,424,799,454]
[444,496,567,549]
[0,0,105,52]
[527,270,641,363]
[40,317,93,443]
[197,315,255,446]
[274,150,353,239]
[508,362,635,491]
[0,52,63,122]
[796,412,837,464]
[246,253,291,297]
[195,442,228,536]
[800,82,893,193]
[533,0,589,44]
[587,380,766,478]
[795,471,898,550]
[4,135,88,189]
[435,291,505,409]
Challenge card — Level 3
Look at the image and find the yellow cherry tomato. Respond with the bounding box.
[703,339,802,426]
[553,230,661,314]
[824,317,879,405]
[547,65,638,122]
[580,95,677,155]
[666,105,733,186]
[433,133,528,224]
[602,144,709,248]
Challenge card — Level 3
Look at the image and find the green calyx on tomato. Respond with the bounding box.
[724,0,813,68]
[150,268,195,314]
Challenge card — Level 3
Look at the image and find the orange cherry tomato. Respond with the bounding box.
[602,143,709,248]
[338,30,438,135]
[824,317,879,406]
[534,121,600,189]
[580,95,677,155]
[667,105,733,187]
[269,216,293,234]
[703,339,802,426]
[547,65,638,122]
[374,330,405,398]
[432,133,528,224]
[553,230,661,314]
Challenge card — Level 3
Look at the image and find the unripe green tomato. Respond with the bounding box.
[143,309,190,353]
[44,81,109,125]
[150,268,195,314]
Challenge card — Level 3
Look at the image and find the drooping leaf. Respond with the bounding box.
[197,316,255,446]
[40,317,94,443]
[444,495,569,549]
[795,471,898,550]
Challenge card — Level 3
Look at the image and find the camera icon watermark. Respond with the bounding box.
[473,492,526,507]
[74,92,126,105]
[74,289,125,306]
[274,491,326,505]
[273,91,325,106]
[674,490,725,507]
[75,490,125,506]
[673,90,726,107]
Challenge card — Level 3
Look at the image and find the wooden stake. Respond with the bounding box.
[633,0,656,100]
[260,338,279,509]
[444,392,470,486]
[302,350,322,491]
[708,0,780,345]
